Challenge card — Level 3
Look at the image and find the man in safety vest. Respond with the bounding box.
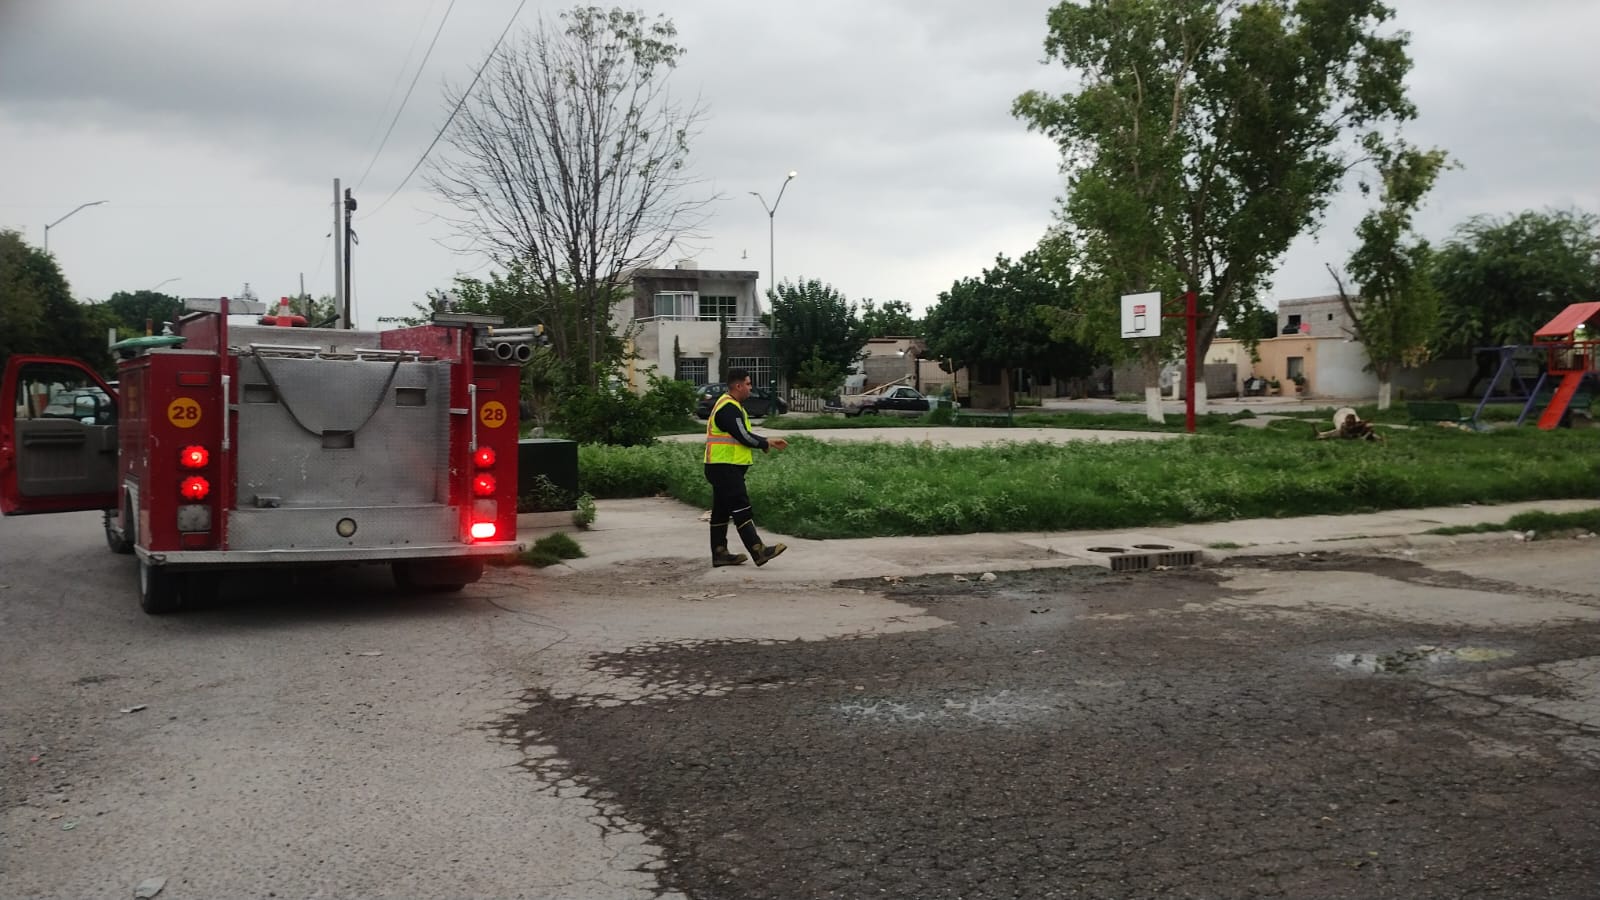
[704,368,789,567]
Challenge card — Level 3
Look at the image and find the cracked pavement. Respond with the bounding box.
[3,510,1598,899]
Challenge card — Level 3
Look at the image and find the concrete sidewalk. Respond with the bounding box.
[521,497,1600,585]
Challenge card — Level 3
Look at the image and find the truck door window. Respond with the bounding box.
[16,364,114,425]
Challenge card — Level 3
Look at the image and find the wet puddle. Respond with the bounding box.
[1333,644,1516,674]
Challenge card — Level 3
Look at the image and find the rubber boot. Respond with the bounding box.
[735,515,786,567]
[710,521,746,567]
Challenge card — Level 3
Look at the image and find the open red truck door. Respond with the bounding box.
[0,355,120,515]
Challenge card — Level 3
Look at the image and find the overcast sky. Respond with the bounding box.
[3,0,1597,327]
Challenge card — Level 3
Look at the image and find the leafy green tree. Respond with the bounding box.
[860,299,920,338]
[1330,142,1450,409]
[923,250,1093,407]
[289,293,339,327]
[770,278,869,386]
[794,349,849,398]
[1014,0,1420,395]
[101,290,185,339]
[0,229,108,373]
[429,6,712,389]
[1431,209,1600,357]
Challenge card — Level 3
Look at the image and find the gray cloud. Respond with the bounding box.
[2,0,1596,320]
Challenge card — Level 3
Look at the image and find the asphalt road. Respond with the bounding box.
[4,511,1599,899]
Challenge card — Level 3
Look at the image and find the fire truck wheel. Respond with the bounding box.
[104,509,133,554]
[138,560,183,615]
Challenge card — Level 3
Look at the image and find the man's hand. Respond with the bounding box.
[768,438,788,451]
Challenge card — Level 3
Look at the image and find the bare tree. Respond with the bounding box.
[428,6,712,388]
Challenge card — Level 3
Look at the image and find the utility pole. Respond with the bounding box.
[343,188,357,330]
[333,179,345,329]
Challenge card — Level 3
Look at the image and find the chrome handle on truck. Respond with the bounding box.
[468,383,478,452]
[221,374,232,451]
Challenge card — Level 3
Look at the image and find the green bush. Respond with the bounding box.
[557,375,700,446]
[515,532,587,567]
[518,473,577,513]
[576,426,1600,539]
[572,492,597,529]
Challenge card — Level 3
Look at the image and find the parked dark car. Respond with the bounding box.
[844,385,932,417]
[694,382,789,419]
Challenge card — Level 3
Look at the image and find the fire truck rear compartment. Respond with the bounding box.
[231,351,455,552]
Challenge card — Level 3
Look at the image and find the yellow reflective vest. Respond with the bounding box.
[704,394,754,465]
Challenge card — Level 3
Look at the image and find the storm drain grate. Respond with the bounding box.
[1086,543,1200,572]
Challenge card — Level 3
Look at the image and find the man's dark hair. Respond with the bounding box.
[727,367,751,385]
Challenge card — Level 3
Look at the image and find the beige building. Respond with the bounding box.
[616,261,772,390]
[1191,294,1472,400]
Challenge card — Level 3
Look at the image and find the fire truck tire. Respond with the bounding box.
[392,559,484,593]
[138,560,183,615]
[104,508,133,555]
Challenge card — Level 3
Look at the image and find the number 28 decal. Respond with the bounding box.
[479,401,508,428]
[167,397,202,428]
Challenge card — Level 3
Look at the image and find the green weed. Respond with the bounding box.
[582,426,1600,540]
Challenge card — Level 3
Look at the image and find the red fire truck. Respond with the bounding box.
[0,299,530,613]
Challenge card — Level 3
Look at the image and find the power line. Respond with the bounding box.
[363,0,528,220]
[354,0,457,192]
[352,0,439,174]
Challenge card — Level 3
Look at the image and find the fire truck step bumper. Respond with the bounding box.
[138,541,525,567]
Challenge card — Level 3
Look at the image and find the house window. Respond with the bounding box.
[1282,314,1302,335]
[653,291,696,319]
[726,356,772,389]
[699,295,737,321]
[676,358,709,386]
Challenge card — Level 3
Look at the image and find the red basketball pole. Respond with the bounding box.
[1162,291,1200,434]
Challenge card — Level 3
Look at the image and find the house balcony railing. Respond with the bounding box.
[639,314,770,338]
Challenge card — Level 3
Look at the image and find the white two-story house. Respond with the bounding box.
[617,261,777,390]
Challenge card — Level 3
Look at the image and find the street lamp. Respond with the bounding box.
[750,171,797,391]
[43,200,109,252]
[149,277,181,293]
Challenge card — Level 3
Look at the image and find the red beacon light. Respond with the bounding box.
[180,476,211,501]
[180,445,209,469]
[474,447,496,468]
[473,474,497,497]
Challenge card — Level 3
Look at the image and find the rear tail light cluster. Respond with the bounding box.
[470,444,498,540]
[177,444,214,535]
[179,444,211,500]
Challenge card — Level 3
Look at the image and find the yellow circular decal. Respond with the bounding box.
[167,397,203,428]
[479,401,508,429]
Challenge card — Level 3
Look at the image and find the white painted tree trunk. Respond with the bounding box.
[1377,380,1392,411]
[1194,380,1208,415]
[1144,386,1164,423]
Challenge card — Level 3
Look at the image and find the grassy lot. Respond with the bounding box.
[578,417,1600,540]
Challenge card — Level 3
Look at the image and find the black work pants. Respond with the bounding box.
[705,463,751,523]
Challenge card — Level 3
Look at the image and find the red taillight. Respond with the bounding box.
[180,445,209,469]
[180,476,210,500]
[473,474,496,497]
[474,447,496,468]
[470,521,497,540]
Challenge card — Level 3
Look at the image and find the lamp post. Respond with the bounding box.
[44,200,109,252]
[149,277,181,293]
[750,171,797,391]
